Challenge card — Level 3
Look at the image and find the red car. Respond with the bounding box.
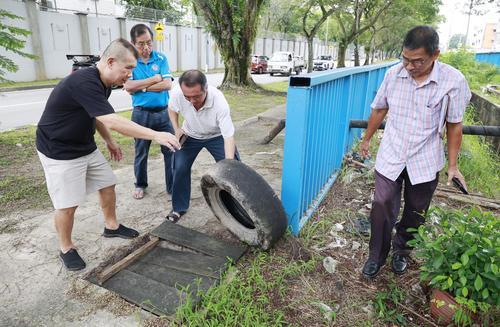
[251,55,269,74]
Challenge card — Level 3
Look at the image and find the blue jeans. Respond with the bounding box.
[131,107,174,193]
[172,135,240,212]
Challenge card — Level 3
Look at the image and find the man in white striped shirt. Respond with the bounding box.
[360,26,471,278]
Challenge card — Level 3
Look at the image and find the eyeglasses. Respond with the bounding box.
[184,92,206,102]
[136,40,153,48]
[400,55,430,68]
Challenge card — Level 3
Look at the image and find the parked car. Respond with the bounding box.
[251,55,269,74]
[313,55,335,71]
[267,51,305,76]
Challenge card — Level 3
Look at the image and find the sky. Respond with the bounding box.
[438,0,500,48]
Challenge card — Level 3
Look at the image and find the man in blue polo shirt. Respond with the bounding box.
[124,24,174,200]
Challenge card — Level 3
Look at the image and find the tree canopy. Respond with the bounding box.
[0,9,36,83]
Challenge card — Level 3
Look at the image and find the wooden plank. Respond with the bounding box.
[127,260,217,292]
[97,237,160,285]
[103,269,185,316]
[140,247,229,279]
[150,220,247,260]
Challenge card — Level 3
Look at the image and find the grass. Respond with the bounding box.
[173,250,317,326]
[453,107,500,198]
[0,79,61,89]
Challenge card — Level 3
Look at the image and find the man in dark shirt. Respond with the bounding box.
[36,38,180,271]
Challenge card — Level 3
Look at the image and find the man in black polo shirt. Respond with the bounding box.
[36,38,180,271]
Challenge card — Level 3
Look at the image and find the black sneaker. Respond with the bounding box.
[60,249,86,271]
[103,224,139,239]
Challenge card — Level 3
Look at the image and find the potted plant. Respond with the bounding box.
[408,207,499,326]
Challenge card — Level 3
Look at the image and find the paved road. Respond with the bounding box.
[0,72,295,131]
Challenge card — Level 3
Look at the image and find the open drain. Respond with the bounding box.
[86,221,247,316]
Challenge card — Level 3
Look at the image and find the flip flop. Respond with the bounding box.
[166,211,186,223]
[133,187,144,199]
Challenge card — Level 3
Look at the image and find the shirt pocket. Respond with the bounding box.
[422,101,441,131]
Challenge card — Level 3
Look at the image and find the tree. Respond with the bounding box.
[334,0,393,68]
[0,9,36,83]
[125,0,185,24]
[260,0,302,37]
[192,0,266,89]
[359,0,441,63]
[297,0,343,73]
[448,34,466,49]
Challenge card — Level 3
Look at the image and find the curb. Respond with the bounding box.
[0,84,57,92]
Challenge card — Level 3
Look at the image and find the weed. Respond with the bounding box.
[372,282,407,325]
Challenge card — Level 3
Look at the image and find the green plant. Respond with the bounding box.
[408,207,500,326]
[452,107,500,198]
[439,50,499,91]
[372,282,407,325]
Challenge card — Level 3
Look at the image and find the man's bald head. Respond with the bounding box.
[101,38,139,62]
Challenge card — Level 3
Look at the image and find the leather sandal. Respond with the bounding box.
[166,211,185,223]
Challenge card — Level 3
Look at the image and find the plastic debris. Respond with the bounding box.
[323,256,339,274]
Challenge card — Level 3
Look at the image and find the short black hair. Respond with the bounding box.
[403,26,439,55]
[179,70,208,89]
[130,24,153,44]
[102,38,139,61]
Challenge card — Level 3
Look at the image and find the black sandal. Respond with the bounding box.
[166,211,185,223]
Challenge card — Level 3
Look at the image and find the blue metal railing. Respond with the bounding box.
[475,52,500,66]
[281,62,397,235]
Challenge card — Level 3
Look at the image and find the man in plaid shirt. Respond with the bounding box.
[360,26,471,278]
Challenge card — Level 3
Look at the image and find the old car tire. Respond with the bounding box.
[201,160,288,250]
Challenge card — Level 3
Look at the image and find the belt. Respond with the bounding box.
[134,106,167,112]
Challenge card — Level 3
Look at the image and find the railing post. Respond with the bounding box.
[281,85,310,235]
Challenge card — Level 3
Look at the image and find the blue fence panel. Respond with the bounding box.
[281,62,397,235]
[475,52,500,66]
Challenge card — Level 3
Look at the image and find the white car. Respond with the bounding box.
[313,55,335,71]
[267,51,305,76]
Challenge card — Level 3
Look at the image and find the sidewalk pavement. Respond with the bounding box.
[0,105,286,326]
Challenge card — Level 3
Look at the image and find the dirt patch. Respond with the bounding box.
[66,278,138,318]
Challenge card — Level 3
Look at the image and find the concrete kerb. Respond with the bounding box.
[0,104,287,326]
[0,84,58,92]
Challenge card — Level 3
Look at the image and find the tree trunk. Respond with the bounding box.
[307,37,314,73]
[354,40,360,66]
[193,0,264,89]
[337,41,347,68]
[363,46,370,66]
[220,42,256,89]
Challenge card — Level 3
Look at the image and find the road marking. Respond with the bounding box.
[0,101,46,109]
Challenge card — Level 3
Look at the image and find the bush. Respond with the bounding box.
[439,50,499,90]
[409,207,499,325]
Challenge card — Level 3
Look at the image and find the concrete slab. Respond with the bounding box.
[0,106,286,326]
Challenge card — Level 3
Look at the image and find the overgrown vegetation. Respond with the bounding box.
[454,108,500,198]
[175,251,316,326]
[439,50,500,91]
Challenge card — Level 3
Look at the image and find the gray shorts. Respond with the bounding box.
[37,149,117,209]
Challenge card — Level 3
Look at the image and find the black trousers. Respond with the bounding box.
[368,168,439,265]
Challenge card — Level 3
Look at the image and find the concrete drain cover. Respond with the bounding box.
[87,221,247,316]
